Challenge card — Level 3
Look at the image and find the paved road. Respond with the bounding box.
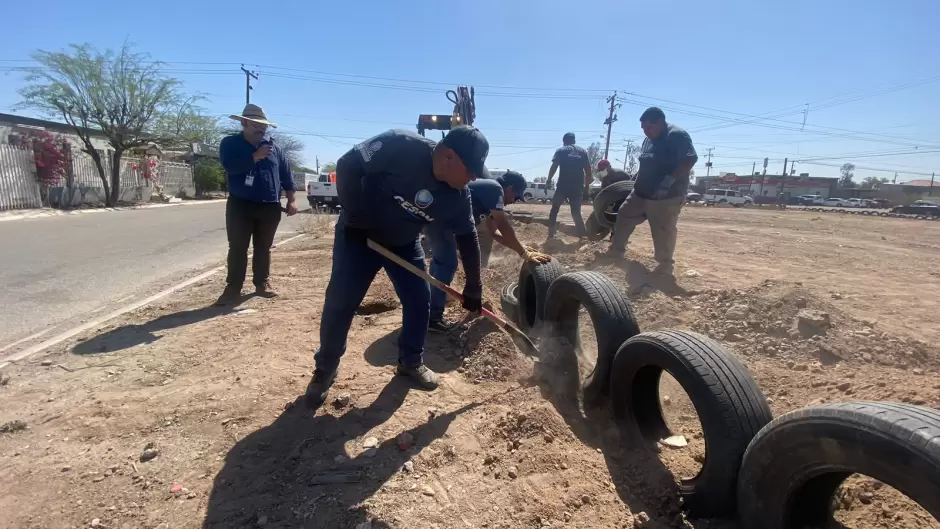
[0,201,309,349]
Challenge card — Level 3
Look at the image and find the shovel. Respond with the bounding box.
[366,238,542,359]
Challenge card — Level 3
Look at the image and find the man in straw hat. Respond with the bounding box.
[216,104,297,306]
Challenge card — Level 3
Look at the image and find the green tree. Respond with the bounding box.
[839,163,857,188]
[193,158,225,196]
[320,162,337,174]
[17,43,207,206]
[860,176,889,189]
[586,142,603,174]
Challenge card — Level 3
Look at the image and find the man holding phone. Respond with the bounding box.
[216,104,297,306]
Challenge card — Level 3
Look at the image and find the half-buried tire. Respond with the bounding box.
[609,330,773,517]
[592,180,634,229]
[499,281,520,324]
[543,271,640,406]
[517,260,563,333]
[585,213,610,241]
[738,402,940,529]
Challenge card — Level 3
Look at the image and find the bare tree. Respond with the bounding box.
[219,124,306,169]
[585,142,603,172]
[18,43,205,206]
[320,162,337,174]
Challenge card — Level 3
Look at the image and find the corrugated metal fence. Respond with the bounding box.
[0,144,42,211]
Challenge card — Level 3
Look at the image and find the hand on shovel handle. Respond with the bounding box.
[365,238,541,358]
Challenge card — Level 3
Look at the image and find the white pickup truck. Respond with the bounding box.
[523,182,555,203]
[305,173,340,211]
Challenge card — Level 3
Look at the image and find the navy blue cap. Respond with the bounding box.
[497,170,527,201]
[441,125,491,180]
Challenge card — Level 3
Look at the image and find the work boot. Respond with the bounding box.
[255,280,278,298]
[214,285,242,306]
[652,263,675,278]
[396,363,440,390]
[304,368,337,408]
[428,317,458,334]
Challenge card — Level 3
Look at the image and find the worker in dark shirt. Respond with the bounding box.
[425,171,551,332]
[596,159,633,188]
[304,126,491,407]
[216,104,297,305]
[546,132,592,239]
[602,107,698,277]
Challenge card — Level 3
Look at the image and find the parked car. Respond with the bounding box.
[305,173,339,210]
[686,192,702,203]
[523,182,555,203]
[822,197,850,207]
[846,198,866,208]
[797,194,824,205]
[703,188,753,206]
[891,202,940,217]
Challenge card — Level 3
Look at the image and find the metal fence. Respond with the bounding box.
[155,161,195,192]
[0,144,42,211]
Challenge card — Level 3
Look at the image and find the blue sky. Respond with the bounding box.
[1,0,938,183]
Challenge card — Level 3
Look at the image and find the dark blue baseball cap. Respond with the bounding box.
[497,170,527,201]
[441,125,491,180]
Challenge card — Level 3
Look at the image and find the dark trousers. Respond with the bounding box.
[314,220,431,372]
[548,187,587,237]
[225,196,282,288]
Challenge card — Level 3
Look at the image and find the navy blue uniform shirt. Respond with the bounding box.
[468,178,504,226]
[552,145,590,191]
[219,133,296,203]
[633,124,698,200]
[335,129,475,248]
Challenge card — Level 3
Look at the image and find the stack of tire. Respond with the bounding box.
[585,180,635,241]
[500,261,940,527]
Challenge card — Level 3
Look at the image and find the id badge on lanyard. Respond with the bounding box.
[245,173,255,187]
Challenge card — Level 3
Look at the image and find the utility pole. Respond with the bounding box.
[240,65,259,105]
[780,158,788,199]
[893,172,898,184]
[931,172,935,196]
[752,162,756,176]
[758,157,769,196]
[623,139,634,171]
[705,147,714,178]
[315,156,320,175]
[603,92,620,159]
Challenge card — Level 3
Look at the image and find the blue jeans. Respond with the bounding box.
[424,223,458,321]
[314,221,431,372]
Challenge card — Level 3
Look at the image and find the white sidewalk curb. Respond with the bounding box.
[0,199,228,222]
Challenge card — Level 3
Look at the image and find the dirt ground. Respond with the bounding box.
[1,205,939,529]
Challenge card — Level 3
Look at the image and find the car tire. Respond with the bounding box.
[610,330,772,517]
[517,260,563,333]
[543,271,640,406]
[738,402,940,529]
[499,281,520,324]
[592,181,634,229]
[585,213,610,241]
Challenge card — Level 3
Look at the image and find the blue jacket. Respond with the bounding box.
[219,133,295,203]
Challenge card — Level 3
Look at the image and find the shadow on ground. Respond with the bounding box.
[202,377,475,529]
[532,339,730,528]
[362,329,463,374]
[71,299,254,355]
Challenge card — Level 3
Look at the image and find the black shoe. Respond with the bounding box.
[428,318,458,334]
[255,280,278,298]
[396,363,440,390]
[214,285,242,306]
[304,369,337,408]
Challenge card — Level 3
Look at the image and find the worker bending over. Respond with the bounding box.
[425,170,552,332]
[304,126,491,407]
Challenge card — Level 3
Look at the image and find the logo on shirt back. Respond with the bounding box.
[356,141,383,162]
[414,189,434,208]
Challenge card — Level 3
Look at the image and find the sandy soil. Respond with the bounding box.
[1,205,939,529]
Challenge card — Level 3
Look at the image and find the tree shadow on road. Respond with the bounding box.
[71,300,251,355]
[202,377,476,528]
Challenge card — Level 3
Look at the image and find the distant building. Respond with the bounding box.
[0,112,111,153]
[695,173,839,200]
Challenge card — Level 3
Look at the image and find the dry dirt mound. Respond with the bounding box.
[456,319,530,383]
[632,280,939,371]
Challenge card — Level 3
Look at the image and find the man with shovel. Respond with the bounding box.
[304,126,491,408]
[425,170,552,333]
